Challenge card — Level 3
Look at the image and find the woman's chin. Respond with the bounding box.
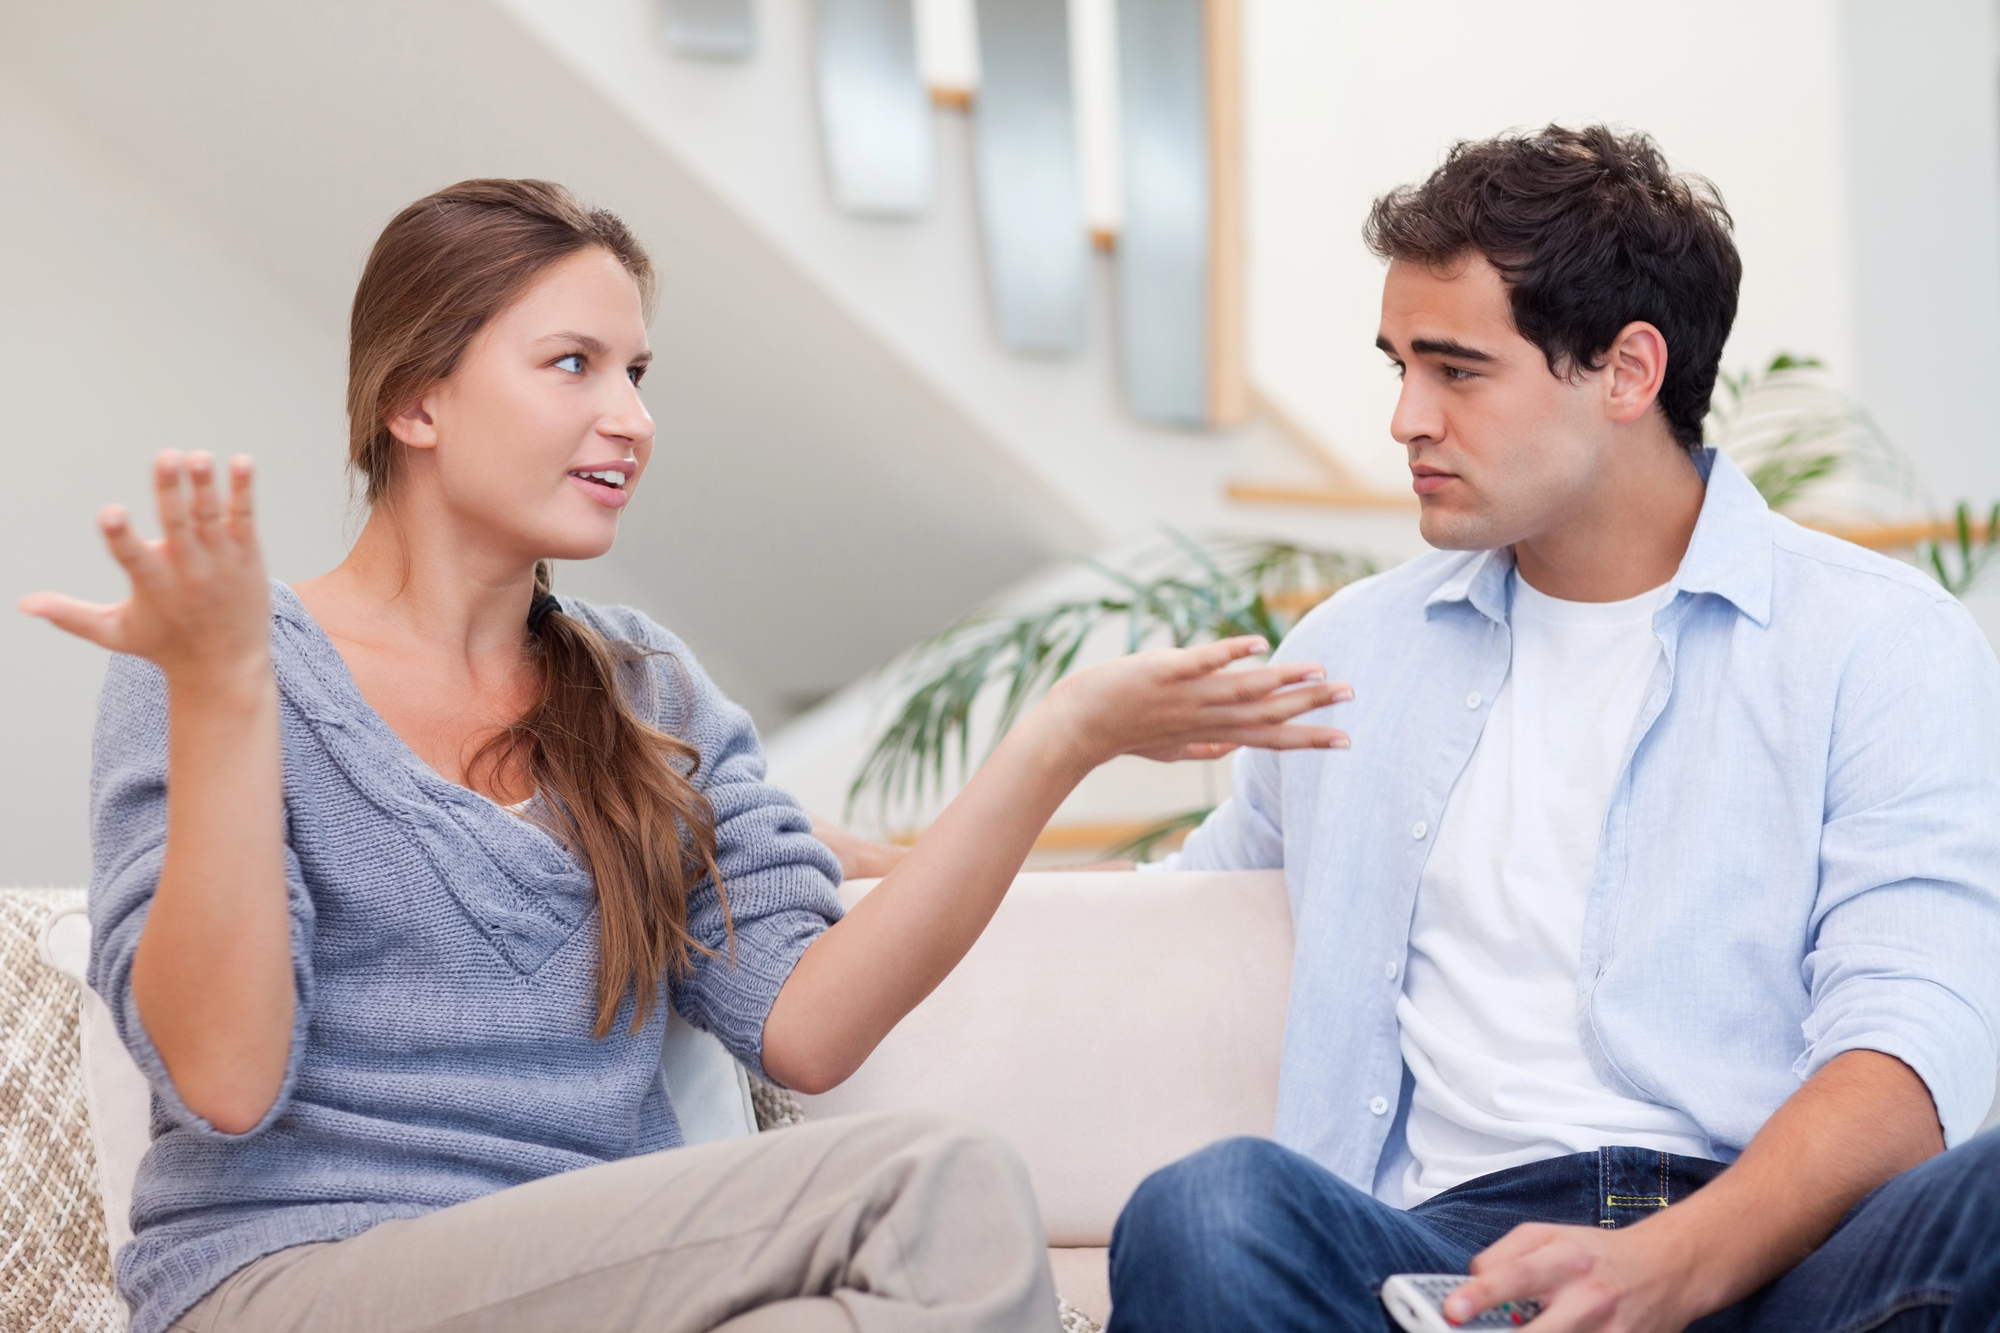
[534,521,622,565]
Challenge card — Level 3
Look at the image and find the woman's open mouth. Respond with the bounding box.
[568,467,632,508]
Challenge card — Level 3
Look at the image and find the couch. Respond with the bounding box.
[0,872,1295,1332]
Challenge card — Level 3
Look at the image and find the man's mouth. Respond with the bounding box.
[1411,466,1455,496]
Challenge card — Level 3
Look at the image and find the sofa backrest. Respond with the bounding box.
[797,870,1294,1248]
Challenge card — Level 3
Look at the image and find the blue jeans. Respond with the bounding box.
[1107,1134,2000,1332]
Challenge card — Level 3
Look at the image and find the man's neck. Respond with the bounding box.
[1511,441,1707,603]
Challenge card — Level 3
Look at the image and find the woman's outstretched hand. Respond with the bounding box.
[1042,634,1351,767]
[767,635,1352,1093]
[20,451,271,684]
[22,450,291,1135]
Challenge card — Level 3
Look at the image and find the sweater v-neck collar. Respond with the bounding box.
[266,579,594,974]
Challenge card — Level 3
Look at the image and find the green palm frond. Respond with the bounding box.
[1709,352,1920,514]
[1919,501,2000,598]
[1099,807,1216,862]
[845,535,1376,823]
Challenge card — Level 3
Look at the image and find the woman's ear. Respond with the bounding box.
[385,396,440,449]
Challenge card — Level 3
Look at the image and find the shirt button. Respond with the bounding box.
[1411,820,1428,840]
[1385,960,1399,980]
[1465,691,1481,709]
[1369,1095,1390,1116]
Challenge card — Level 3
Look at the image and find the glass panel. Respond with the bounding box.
[662,0,756,60]
[1116,0,1208,423]
[817,0,935,218]
[974,0,1088,353]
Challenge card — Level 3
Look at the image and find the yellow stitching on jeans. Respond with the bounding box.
[1606,1195,1669,1207]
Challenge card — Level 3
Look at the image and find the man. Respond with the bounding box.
[1106,126,2000,1331]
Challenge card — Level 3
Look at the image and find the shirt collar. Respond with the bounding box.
[1422,447,1773,628]
[1669,448,1774,627]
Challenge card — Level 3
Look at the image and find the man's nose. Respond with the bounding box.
[1389,379,1441,448]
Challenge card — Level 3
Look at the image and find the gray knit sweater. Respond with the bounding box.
[86,582,844,1333]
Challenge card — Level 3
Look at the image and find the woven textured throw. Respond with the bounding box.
[0,888,123,1333]
[1057,1296,1104,1333]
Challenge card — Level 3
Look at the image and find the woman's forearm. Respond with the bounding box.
[762,640,1346,1093]
[130,656,295,1133]
[762,705,1091,1093]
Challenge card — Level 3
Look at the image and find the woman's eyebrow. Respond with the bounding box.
[536,331,610,355]
[535,332,651,364]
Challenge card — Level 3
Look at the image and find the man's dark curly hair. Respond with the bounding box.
[1364,125,1740,453]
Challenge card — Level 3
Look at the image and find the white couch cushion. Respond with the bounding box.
[798,871,1296,1247]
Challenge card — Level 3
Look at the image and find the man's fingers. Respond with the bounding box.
[1452,1241,1586,1326]
[1471,1223,1555,1271]
[17,593,127,652]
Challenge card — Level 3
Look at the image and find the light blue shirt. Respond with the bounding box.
[1167,450,2000,1198]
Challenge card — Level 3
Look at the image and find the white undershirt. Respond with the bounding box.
[1396,572,1710,1206]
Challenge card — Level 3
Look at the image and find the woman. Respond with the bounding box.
[21,180,1349,1333]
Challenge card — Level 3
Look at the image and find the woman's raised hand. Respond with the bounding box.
[1043,635,1352,766]
[20,451,272,683]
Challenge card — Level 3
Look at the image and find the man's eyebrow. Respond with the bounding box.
[1407,337,1498,363]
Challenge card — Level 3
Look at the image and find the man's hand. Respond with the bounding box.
[1447,1050,1942,1331]
[809,817,910,881]
[1451,1221,1700,1333]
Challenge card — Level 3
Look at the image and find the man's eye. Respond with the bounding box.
[1386,361,1406,380]
[1442,365,1475,382]
[554,353,585,374]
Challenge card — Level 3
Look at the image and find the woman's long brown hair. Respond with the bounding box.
[348,178,725,1038]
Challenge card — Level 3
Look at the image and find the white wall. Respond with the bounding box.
[1244,0,1858,492]
[0,71,353,885]
[1840,0,2000,508]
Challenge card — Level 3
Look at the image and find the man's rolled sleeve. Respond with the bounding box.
[1804,598,2000,1145]
[1158,745,1286,872]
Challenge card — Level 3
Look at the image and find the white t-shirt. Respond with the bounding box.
[1396,572,1711,1206]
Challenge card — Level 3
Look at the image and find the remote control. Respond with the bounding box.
[1381,1274,1543,1331]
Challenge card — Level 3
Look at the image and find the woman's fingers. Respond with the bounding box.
[17,592,128,652]
[186,451,223,534]
[1179,635,1271,676]
[98,504,165,585]
[226,455,256,539]
[153,450,191,545]
[1227,724,1349,751]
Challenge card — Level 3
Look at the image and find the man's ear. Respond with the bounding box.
[1603,321,1669,425]
[385,395,440,449]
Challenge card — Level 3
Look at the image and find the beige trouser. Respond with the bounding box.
[168,1112,1060,1333]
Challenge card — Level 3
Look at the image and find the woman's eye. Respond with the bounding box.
[554,353,585,374]
[627,366,645,386]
